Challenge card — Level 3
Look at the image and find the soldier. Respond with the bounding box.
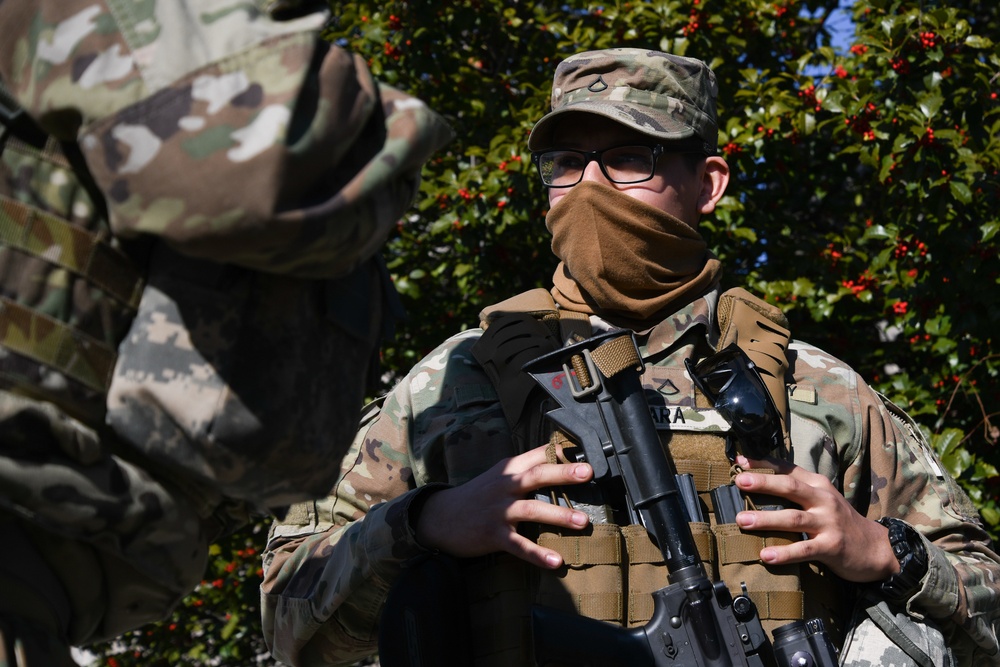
[0,1,452,664]
[261,48,1000,666]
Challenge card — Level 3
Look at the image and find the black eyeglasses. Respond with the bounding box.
[531,144,665,188]
[531,137,713,188]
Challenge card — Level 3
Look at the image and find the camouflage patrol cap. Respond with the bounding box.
[528,48,719,154]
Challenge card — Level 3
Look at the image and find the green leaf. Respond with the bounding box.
[975,460,1000,482]
[932,336,958,355]
[220,613,240,641]
[965,35,994,49]
[982,222,999,242]
[925,315,952,336]
[949,180,973,204]
[918,92,944,120]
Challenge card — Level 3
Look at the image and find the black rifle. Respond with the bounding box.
[523,331,837,667]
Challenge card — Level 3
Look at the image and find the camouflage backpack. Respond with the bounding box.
[0,58,451,512]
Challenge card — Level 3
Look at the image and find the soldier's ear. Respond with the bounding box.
[697,156,729,215]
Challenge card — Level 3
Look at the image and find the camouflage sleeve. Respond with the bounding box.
[260,391,431,666]
[260,330,506,666]
[788,342,1000,662]
[0,1,452,278]
[863,394,1000,662]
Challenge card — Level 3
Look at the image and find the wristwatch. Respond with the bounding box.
[876,517,929,603]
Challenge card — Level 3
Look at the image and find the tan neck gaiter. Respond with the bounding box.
[547,181,722,330]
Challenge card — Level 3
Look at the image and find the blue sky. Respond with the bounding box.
[826,0,856,52]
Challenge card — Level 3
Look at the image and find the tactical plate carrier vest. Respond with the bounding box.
[459,288,842,666]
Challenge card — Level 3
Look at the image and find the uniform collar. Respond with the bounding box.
[573,285,720,358]
[632,286,720,359]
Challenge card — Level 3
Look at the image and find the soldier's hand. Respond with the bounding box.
[732,455,899,583]
[414,444,592,569]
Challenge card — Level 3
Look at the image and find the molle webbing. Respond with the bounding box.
[531,523,717,629]
[0,298,117,394]
[526,435,811,633]
[624,522,711,625]
[671,430,807,633]
[713,522,804,624]
[0,195,143,394]
[673,451,746,516]
[618,522,803,629]
[537,524,624,623]
[0,196,143,309]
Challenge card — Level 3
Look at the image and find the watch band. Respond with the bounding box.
[877,517,929,604]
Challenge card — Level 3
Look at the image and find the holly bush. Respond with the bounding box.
[84,0,999,665]
[335,0,999,526]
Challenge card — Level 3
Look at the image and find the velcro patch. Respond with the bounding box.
[787,384,817,405]
[649,404,731,432]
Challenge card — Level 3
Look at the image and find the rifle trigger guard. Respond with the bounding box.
[563,349,601,398]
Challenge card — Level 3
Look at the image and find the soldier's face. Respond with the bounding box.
[546,115,713,228]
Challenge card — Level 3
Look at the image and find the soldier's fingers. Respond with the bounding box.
[734,467,829,504]
[735,454,793,473]
[502,444,558,474]
[505,442,590,473]
[736,508,812,535]
[503,531,567,569]
[511,460,593,493]
[506,498,590,532]
[727,512,809,567]
[755,535,823,566]
[740,455,834,488]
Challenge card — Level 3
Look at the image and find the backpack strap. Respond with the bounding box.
[0,82,48,152]
[472,312,559,447]
[473,289,594,453]
[479,287,591,344]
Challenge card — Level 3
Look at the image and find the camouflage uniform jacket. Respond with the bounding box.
[0,0,451,650]
[262,289,1000,666]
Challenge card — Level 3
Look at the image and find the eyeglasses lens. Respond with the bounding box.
[536,146,655,186]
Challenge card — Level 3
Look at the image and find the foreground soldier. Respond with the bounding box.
[0,0,451,664]
[261,48,1000,665]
